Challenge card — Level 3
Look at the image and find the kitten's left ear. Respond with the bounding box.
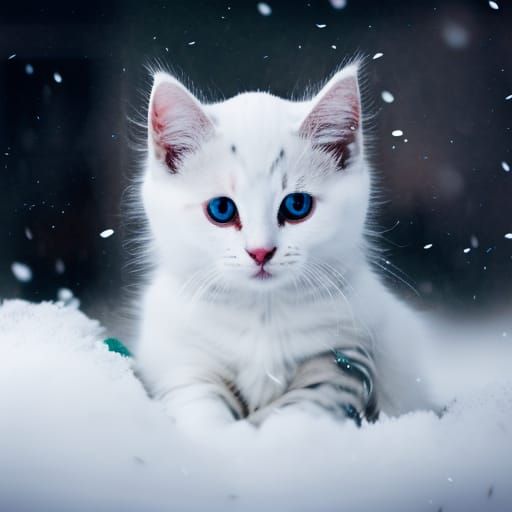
[299,64,361,169]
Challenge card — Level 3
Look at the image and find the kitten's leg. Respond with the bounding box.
[157,374,246,434]
[249,348,378,426]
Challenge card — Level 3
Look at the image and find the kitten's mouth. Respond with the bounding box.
[253,267,272,280]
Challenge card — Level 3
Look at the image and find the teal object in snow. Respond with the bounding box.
[103,337,132,358]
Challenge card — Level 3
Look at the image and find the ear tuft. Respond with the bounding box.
[299,65,361,169]
[149,73,213,173]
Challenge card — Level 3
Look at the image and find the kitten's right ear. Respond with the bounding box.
[148,72,214,174]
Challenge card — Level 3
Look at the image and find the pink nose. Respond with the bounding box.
[246,247,276,265]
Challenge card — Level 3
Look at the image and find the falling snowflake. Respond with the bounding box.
[25,63,34,75]
[423,243,433,250]
[100,229,114,239]
[11,262,32,282]
[188,41,196,46]
[266,371,283,385]
[488,0,499,9]
[24,227,33,240]
[442,22,470,49]
[8,53,16,60]
[506,94,512,101]
[501,161,510,172]
[57,287,80,308]
[463,248,471,254]
[329,0,347,8]
[57,288,73,302]
[372,52,384,60]
[381,91,394,103]
[316,23,327,28]
[257,2,272,16]
[505,233,512,240]
[55,258,66,274]
[53,72,62,84]
[392,130,404,137]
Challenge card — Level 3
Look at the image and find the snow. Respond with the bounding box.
[257,2,272,16]
[100,228,114,238]
[0,300,511,511]
[501,161,510,172]
[392,129,404,137]
[11,262,32,282]
[505,233,512,239]
[381,90,395,103]
[315,23,327,28]
[488,1,499,10]
[25,63,34,75]
[372,52,384,60]
[506,94,512,101]
[53,72,62,84]
[424,243,433,249]
[8,53,16,60]
[464,247,471,254]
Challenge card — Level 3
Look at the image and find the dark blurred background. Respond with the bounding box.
[1,0,511,333]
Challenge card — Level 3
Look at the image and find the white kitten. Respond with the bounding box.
[135,62,436,433]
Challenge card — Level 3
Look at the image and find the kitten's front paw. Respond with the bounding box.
[162,394,241,439]
[248,348,379,427]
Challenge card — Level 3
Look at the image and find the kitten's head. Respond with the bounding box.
[142,63,370,294]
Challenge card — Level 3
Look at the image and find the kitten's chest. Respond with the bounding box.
[200,297,344,355]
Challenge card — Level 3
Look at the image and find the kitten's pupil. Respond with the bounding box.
[218,198,229,214]
[291,194,304,211]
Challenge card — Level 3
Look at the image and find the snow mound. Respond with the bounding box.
[0,299,511,512]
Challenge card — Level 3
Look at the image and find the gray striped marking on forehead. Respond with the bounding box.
[229,145,287,188]
[269,148,286,175]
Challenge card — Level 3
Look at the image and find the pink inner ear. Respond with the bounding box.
[300,76,360,168]
[150,81,212,173]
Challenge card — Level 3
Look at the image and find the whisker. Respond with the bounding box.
[370,259,420,297]
[307,258,376,351]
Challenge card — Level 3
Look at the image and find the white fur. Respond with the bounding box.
[135,64,436,433]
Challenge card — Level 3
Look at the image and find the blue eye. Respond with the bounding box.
[279,193,314,223]
[206,196,237,224]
